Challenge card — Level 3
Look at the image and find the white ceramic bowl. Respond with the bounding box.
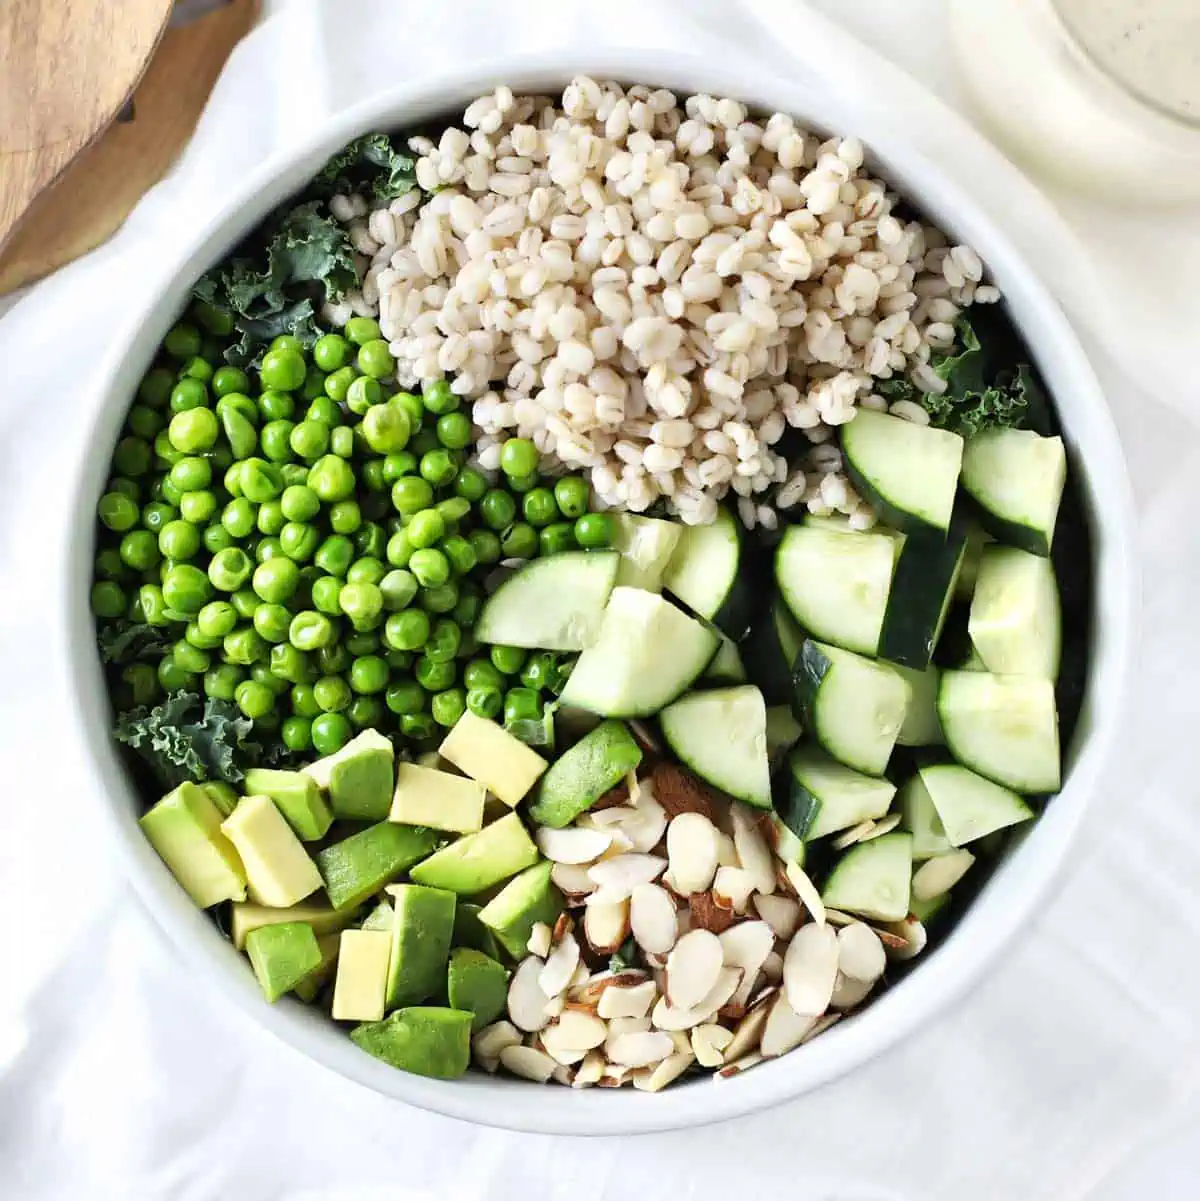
[62,51,1138,1135]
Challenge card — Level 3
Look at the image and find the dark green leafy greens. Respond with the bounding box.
[608,937,642,973]
[114,691,260,789]
[310,134,416,203]
[98,621,175,667]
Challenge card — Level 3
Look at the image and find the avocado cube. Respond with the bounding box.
[243,768,332,841]
[315,821,441,911]
[447,948,509,1031]
[221,795,323,908]
[390,762,486,834]
[384,884,457,1009]
[438,712,548,806]
[350,1007,472,1079]
[293,933,341,1003]
[305,729,394,822]
[231,900,357,950]
[360,898,394,932]
[409,812,538,895]
[332,929,392,1022]
[526,719,642,829]
[478,860,564,959]
[139,781,247,908]
[245,921,322,1002]
[452,902,503,960]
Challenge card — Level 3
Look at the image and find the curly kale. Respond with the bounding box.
[98,621,176,667]
[311,134,417,203]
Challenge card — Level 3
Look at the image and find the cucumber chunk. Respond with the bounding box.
[611,513,683,592]
[898,772,954,860]
[476,550,619,651]
[961,428,1067,556]
[919,763,1034,847]
[821,832,914,922]
[938,670,1060,794]
[764,705,804,764]
[968,546,1061,680]
[894,665,943,748]
[660,685,771,809]
[662,507,756,640]
[742,598,804,706]
[841,409,964,535]
[792,640,911,776]
[704,634,748,685]
[782,744,897,841]
[878,528,966,669]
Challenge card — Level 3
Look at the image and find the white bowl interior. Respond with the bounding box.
[61,52,1137,1135]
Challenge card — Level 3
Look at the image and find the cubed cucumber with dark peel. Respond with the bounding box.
[937,670,1061,794]
[661,506,758,641]
[968,545,1061,680]
[476,550,620,651]
[452,902,503,959]
[611,513,683,592]
[898,772,955,860]
[821,832,914,923]
[782,744,897,841]
[960,427,1067,556]
[893,665,943,748]
[315,821,442,911]
[385,884,457,1009]
[878,528,966,670]
[447,947,510,1031]
[243,768,333,841]
[350,1006,473,1079]
[245,921,323,1002]
[918,762,1034,847]
[478,860,564,959]
[409,812,539,895]
[792,640,911,777]
[742,597,804,707]
[526,719,643,828]
[841,409,964,536]
[659,685,771,809]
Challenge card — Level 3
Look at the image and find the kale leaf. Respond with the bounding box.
[98,621,176,667]
[114,691,260,790]
[311,134,417,203]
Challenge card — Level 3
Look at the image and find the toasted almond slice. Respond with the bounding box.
[719,919,775,1011]
[753,893,801,940]
[731,805,776,896]
[472,1020,522,1070]
[573,1050,605,1087]
[860,813,902,841]
[652,966,742,1030]
[689,890,736,933]
[832,819,878,851]
[912,849,975,901]
[607,1030,676,1068]
[712,865,756,913]
[822,908,856,927]
[716,830,740,868]
[761,949,784,981]
[651,761,717,821]
[545,1009,608,1053]
[633,1051,694,1092]
[526,922,552,958]
[600,1061,633,1086]
[668,1029,692,1055]
[582,897,631,954]
[721,991,771,1062]
[830,970,875,1010]
[540,1038,588,1066]
[624,805,668,854]
[666,812,721,895]
[691,1022,734,1067]
[568,960,591,989]
[586,853,667,902]
[783,922,840,1017]
[543,993,567,1019]
[717,1051,763,1078]
[550,862,596,901]
[837,922,887,983]
[626,768,642,804]
[552,913,575,943]
[499,1044,557,1083]
[629,881,678,955]
[552,1065,575,1085]
[597,979,658,1020]
[881,916,928,960]
[536,825,614,865]
[606,1015,652,1042]
[586,805,639,829]
[785,860,826,926]
[760,992,819,1057]
[871,925,911,951]
[801,1012,842,1042]
[508,957,552,1032]
[569,968,648,1007]
[539,932,581,998]
[666,929,725,1009]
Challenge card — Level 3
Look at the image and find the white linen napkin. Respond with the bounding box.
[3,2,1200,1199]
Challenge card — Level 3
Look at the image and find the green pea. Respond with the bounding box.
[391,391,423,431]
[154,430,186,468]
[490,644,527,675]
[127,404,164,441]
[354,521,387,560]
[302,397,338,429]
[260,346,307,392]
[108,477,141,502]
[113,435,152,477]
[449,467,485,504]
[253,602,292,643]
[504,686,543,724]
[170,457,212,495]
[347,556,386,586]
[346,375,382,416]
[229,589,260,620]
[95,548,129,581]
[520,651,559,692]
[359,458,386,493]
[281,716,313,752]
[200,525,233,557]
[221,497,256,539]
[98,491,140,532]
[314,675,352,713]
[276,485,316,524]
[164,322,202,359]
[400,713,438,740]
[290,419,330,461]
[362,402,411,454]
[466,529,501,566]
[424,619,462,663]
[329,499,362,534]
[222,624,267,664]
[196,600,238,640]
[179,490,217,524]
[256,534,283,563]
[324,366,357,404]
[339,581,384,629]
[498,522,536,560]
[253,500,283,537]
[409,548,450,588]
[317,644,350,676]
[345,316,382,346]
[139,367,176,407]
[161,564,212,614]
[388,476,431,517]
[439,535,476,577]
[346,655,387,694]
[433,409,470,448]
[313,535,353,578]
[418,581,459,614]
[120,530,159,572]
[521,487,559,528]
[184,617,223,648]
[347,696,385,729]
[311,575,344,615]
[384,678,424,715]
[167,407,219,457]
[178,355,214,384]
[251,556,298,604]
[415,655,456,692]
[386,530,415,568]
[222,462,245,499]
[240,458,284,503]
[431,687,467,727]
[172,640,211,675]
[280,522,321,562]
[289,610,334,650]
[91,581,126,619]
[313,333,351,373]
[379,569,418,611]
[311,711,353,753]
[140,501,175,535]
[508,471,539,494]
[384,608,430,652]
[345,630,381,657]
[406,508,445,549]
[301,369,328,402]
[330,425,355,459]
[435,498,471,528]
[258,420,294,463]
[539,522,576,556]
[291,683,322,718]
[463,659,504,692]
[122,662,160,707]
[269,642,311,684]
[452,592,482,628]
[192,298,235,335]
[419,448,457,488]
[158,520,200,561]
[307,454,355,502]
[466,687,502,719]
[157,655,195,693]
[410,428,440,458]
[207,547,253,592]
[479,489,517,531]
[574,512,614,549]
[212,366,249,398]
[356,339,394,379]
[421,379,458,415]
[499,437,538,478]
[232,679,273,719]
[169,378,208,415]
[553,476,590,518]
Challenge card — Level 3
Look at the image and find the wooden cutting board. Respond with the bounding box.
[0,0,260,295]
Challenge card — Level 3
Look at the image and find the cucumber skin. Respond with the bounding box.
[790,639,834,733]
[743,601,803,707]
[962,496,1052,558]
[879,528,967,669]
[844,455,946,537]
[709,522,764,642]
[774,776,822,841]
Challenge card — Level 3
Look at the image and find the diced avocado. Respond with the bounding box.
[384,883,457,1009]
[350,1006,472,1079]
[202,781,239,818]
[438,712,548,807]
[361,898,394,932]
[525,719,642,829]
[452,902,503,959]
[477,860,564,959]
[390,762,486,834]
[332,929,392,1022]
[221,795,323,908]
[244,921,322,1002]
[243,768,332,841]
[409,812,538,895]
[293,933,341,1003]
[447,948,509,1031]
[315,821,442,911]
[305,729,395,821]
[139,782,247,908]
[611,512,683,592]
[231,900,356,950]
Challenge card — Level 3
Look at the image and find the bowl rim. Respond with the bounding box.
[61,48,1139,1136]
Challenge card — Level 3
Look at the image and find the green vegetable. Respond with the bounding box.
[309,134,416,203]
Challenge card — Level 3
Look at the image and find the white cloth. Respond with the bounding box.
[4,1,1199,1197]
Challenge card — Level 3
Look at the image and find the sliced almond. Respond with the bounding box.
[543,993,566,1019]
[536,825,613,865]
[871,925,912,951]
[761,949,784,982]
[716,830,740,868]
[540,1037,588,1066]
[550,861,596,901]
[526,922,552,958]
[719,919,775,1011]
[691,1022,734,1067]
[538,932,581,998]
[573,1050,605,1087]
[731,805,777,896]
[712,865,756,913]
[881,916,928,960]
[832,819,878,851]
[912,849,975,901]
[782,922,839,1017]
[597,979,658,1020]
[606,1015,652,1041]
[471,1020,522,1071]
[628,881,678,956]
[784,860,826,926]
[607,1029,675,1068]
[651,761,717,822]
[860,813,902,841]
[599,1062,633,1086]
[717,1052,763,1078]
[582,898,631,955]
[801,1012,842,1042]
[652,966,742,1030]
[586,853,666,904]
[689,890,736,933]
[568,960,591,988]
[665,929,724,1009]
[837,922,886,983]
[507,957,553,1032]
[633,1051,694,1092]
[569,968,648,1007]
[830,970,874,1010]
[499,1043,557,1083]
[666,812,721,895]
[722,991,772,1062]
[753,893,801,940]
[552,912,575,943]
[544,1009,608,1055]
[586,805,639,829]
[551,1064,575,1085]
[760,992,819,1057]
[822,908,857,927]
[668,1029,692,1055]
